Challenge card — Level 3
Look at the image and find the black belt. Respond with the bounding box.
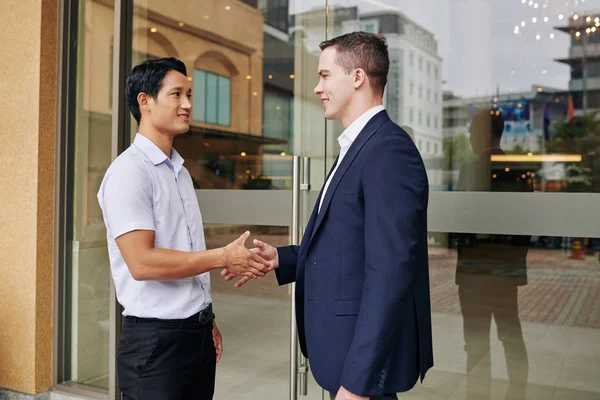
[125,303,214,327]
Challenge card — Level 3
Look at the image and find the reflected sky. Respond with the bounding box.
[290,0,600,97]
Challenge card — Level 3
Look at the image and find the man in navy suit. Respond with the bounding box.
[224,31,433,400]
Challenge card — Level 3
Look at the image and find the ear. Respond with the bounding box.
[137,92,150,111]
[353,68,367,90]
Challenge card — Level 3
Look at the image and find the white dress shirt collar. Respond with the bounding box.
[337,105,385,152]
[133,133,184,171]
[318,105,385,213]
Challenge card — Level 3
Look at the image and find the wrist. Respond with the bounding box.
[217,247,228,269]
[274,249,281,269]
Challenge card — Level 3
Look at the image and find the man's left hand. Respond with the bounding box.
[212,320,223,362]
[335,386,369,400]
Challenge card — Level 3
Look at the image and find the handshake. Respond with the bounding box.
[219,231,278,288]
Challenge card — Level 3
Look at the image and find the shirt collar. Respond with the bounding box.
[133,133,184,170]
[337,105,385,151]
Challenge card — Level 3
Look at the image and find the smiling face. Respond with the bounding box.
[313,46,356,122]
[140,69,192,136]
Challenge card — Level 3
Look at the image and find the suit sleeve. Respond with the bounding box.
[275,245,300,285]
[340,135,428,396]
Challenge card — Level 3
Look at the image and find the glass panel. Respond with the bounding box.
[130,0,328,192]
[63,0,115,390]
[205,224,293,398]
[259,0,289,32]
[193,69,206,122]
[206,72,218,125]
[328,0,600,193]
[217,75,231,126]
[315,1,600,398]
[424,232,600,399]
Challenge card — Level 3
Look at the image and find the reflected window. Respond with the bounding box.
[193,69,231,127]
[363,22,375,33]
[258,0,289,32]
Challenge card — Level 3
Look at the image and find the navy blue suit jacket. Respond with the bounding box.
[276,110,433,396]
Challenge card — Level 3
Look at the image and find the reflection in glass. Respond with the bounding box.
[455,108,531,399]
[291,0,600,193]
[64,0,115,389]
[428,232,600,398]
[63,0,600,397]
[204,225,293,398]
[127,0,331,191]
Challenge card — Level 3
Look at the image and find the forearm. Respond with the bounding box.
[130,247,226,281]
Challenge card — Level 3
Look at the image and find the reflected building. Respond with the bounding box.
[291,6,445,189]
[443,87,568,190]
[555,12,600,117]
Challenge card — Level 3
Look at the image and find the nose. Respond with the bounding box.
[314,82,322,96]
[181,96,192,110]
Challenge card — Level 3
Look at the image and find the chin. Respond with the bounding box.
[324,109,338,121]
[174,125,190,135]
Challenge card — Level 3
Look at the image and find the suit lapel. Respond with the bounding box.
[308,110,390,247]
[298,156,338,257]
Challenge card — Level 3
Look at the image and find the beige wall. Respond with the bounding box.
[0,0,58,395]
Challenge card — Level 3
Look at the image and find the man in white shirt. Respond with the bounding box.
[97,57,269,400]
[226,32,434,400]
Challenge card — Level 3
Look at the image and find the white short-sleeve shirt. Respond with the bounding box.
[97,133,211,319]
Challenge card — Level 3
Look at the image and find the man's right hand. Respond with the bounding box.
[222,238,279,288]
[222,231,270,279]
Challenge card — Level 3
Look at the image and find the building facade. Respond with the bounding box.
[556,10,600,117]
[1,1,599,400]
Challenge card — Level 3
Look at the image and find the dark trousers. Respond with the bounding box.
[117,315,216,400]
[459,284,529,400]
[329,392,397,399]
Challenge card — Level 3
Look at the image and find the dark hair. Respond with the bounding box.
[471,108,505,141]
[319,31,389,96]
[125,57,187,124]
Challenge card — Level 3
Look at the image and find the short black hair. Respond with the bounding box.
[319,31,389,96]
[125,57,187,124]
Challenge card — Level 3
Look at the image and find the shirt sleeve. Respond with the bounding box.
[100,163,155,239]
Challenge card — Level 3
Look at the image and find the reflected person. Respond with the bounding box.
[455,108,530,399]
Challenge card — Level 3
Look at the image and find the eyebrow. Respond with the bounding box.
[169,86,192,93]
